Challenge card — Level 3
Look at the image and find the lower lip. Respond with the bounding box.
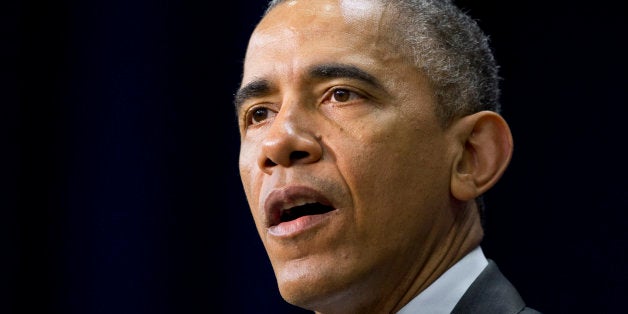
[268,212,333,237]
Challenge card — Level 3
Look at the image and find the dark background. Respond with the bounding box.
[3,0,626,313]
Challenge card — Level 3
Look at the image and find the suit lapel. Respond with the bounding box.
[451,260,526,314]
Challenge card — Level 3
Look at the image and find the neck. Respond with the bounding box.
[312,202,484,314]
[391,201,484,313]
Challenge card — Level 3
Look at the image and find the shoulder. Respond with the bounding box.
[452,260,541,314]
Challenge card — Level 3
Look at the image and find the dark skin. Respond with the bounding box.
[235,0,513,313]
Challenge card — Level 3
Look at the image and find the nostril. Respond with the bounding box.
[290,151,309,161]
[262,151,311,169]
[263,158,277,168]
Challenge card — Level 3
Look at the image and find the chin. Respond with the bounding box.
[275,257,371,313]
[274,260,345,308]
[278,278,347,312]
[278,281,320,309]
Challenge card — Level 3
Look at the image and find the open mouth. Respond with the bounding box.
[279,203,335,223]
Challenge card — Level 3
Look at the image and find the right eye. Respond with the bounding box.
[246,106,276,126]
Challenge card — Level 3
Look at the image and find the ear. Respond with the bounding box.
[450,111,513,201]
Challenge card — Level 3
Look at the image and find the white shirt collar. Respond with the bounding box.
[396,246,488,314]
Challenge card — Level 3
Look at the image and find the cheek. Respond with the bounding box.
[340,127,450,222]
[238,161,268,237]
[239,145,261,209]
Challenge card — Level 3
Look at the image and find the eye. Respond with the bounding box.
[245,106,276,126]
[328,88,363,104]
[252,107,268,123]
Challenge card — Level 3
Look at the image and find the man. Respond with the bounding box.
[234,0,541,313]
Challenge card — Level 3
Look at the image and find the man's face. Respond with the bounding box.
[236,0,459,309]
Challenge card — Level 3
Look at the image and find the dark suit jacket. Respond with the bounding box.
[451,260,541,314]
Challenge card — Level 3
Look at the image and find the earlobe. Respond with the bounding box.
[450,111,513,201]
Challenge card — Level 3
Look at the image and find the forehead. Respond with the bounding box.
[261,0,385,27]
[243,0,401,80]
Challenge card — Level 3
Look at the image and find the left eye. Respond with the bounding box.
[329,88,364,103]
[331,89,352,102]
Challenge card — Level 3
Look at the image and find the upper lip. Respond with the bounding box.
[264,185,335,227]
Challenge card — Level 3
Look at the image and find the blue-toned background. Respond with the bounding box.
[4,1,626,313]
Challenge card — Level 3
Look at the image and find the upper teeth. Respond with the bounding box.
[281,200,314,212]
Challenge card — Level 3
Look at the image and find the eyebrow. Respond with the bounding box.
[234,79,271,113]
[309,63,383,89]
[234,63,383,113]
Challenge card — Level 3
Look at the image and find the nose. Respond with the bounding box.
[257,107,323,172]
